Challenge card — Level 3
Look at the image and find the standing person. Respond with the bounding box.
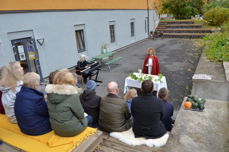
[142,48,160,75]
[158,88,174,131]
[15,72,52,135]
[45,70,87,137]
[131,80,167,139]
[80,80,101,128]
[99,81,131,132]
[0,62,24,123]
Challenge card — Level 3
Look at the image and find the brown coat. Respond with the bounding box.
[99,93,131,132]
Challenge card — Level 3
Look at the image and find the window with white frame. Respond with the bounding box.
[109,21,116,43]
[130,19,135,37]
[74,25,86,53]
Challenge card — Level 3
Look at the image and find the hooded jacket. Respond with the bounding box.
[45,84,87,137]
[80,90,101,125]
[0,81,23,123]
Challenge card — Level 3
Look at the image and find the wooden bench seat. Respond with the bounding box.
[105,56,123,71]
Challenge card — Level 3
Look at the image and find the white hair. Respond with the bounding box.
[79,54,87,61]
[23,72,40,89]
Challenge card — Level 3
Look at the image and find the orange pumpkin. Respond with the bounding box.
[184,102,192,109]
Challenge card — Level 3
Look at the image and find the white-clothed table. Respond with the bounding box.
[124,73,167,93]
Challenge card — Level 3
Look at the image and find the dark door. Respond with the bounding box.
[11,37,43,79]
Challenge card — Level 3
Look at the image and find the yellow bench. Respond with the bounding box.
[0,114,97,152]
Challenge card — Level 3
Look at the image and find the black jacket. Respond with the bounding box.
[80,90,101,124]
[76,61,89,70]
[131,93,167,139]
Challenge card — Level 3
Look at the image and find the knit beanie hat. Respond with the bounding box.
[86,80,97,91]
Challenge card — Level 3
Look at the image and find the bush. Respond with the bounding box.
[221,21,229,32]
[203,0,229,12]
[203,32,229,62]
[204,7,229,26]
[162,0,204,19]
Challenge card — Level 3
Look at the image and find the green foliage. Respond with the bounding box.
[203,32,229,62]
[221,21,229,32]
[162,0,204,19]
[204,7,229,26]
[129,73,163,82]
[203,0,229,12]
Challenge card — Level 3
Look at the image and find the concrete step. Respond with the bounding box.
[160,20,194,24]
[164,24,203,28]
[162,33,209,39]
[157,28,213,33]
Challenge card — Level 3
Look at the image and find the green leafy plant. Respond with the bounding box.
[129,73,163,82]
[204,7,229,26]
[202,32,229,62]
[161,0,204,19]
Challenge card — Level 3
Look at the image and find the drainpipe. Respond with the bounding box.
[147,0,150,37]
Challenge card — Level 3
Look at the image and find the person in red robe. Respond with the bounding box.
[142,48,160,75]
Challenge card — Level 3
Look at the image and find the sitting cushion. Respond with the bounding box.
[110,127,169,147]
[0,114,97,152]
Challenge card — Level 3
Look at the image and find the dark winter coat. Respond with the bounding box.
[45,84,87,137]
[162,101,174,131]
[14,86,52,136]
[131,93,167,139]
[80,90,101,125]
[99,93,131,132]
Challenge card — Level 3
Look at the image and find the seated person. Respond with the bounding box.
[75,55,92,83]
[45,70,87,137]
[124,88,137,112]
[0,61,24,123]
[131,80,167,139]
[99,81,131,132]
[15,72,52,136]
[80,80,101,128]
[158,88,175,131]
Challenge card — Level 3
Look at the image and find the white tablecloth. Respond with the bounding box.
[124,73,167,93]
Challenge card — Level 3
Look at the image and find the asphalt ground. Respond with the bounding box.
[89,38,202,110]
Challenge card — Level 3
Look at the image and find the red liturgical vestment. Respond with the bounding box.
[142,54,160,75]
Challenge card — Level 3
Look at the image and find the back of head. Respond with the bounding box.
[86,80,97,91]
[141,80,153,93]
[107,81,119,95]
[158,88,169,101]
[49,70,58,84]
[23,72,40,90]
[124,89,137,100]
[0,61,24,90]
[53,69,77,86]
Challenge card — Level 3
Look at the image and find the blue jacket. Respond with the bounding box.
[162,101,174,131]
[15,86,52,136]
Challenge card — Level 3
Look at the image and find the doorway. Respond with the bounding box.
[11,37,43,79]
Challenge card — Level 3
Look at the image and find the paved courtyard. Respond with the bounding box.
[92,38,202,110]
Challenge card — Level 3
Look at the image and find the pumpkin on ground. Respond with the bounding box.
[184,102,192,109]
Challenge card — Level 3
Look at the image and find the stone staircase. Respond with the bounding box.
[156,20,213,39]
